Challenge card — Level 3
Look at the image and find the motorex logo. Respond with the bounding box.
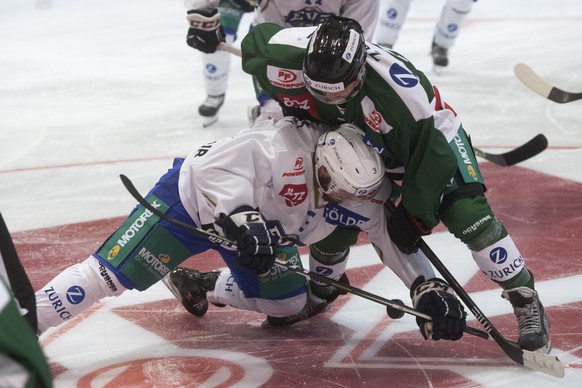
[324,204,370,227]
[389,63,418,88]
[66,286,86,305]
[489,247,508,264]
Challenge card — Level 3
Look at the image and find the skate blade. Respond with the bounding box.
[202,115,219,128]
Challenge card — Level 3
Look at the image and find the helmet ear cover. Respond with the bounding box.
[303,16,367,104]
[314,124,384,201]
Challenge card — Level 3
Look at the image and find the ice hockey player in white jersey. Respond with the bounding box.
[32,118,467,343]
[374,0,476,71]
[183,0,379,126]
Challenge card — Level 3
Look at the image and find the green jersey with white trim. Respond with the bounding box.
[241,23,463,227]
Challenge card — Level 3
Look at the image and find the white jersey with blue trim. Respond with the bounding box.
[178,117,434,287]
[252,0,378,40]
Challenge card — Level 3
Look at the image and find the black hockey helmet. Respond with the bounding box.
[303,16,367,104]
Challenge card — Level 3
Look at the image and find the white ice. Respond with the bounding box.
[1,0,581,387]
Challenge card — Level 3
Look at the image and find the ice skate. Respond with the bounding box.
[198,94,225,127]
[265,288,330,327]
[431,39,449,74]
[164,267,220,317]
[502,286,551,353]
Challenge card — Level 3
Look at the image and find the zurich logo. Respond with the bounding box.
[447,23,459,33]
[389,63,418,88]
[316,266,333,276]
[387,8,398,19]
[66,285,86,305]
[205,64,217,73]
[489,247,508,264]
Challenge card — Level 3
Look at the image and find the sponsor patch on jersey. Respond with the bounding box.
[66,286,86,305]
[276,92,320,120]
[324,203,370,227]
[389,63,419,88]
[362,133,386,155]
[361,96,392,134]
[279,183,308,207]
[267,66,305,89]
[282,157,306,177]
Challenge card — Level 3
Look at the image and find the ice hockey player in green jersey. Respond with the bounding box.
[240,16,550,353]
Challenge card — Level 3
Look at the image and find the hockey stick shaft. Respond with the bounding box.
[119,173,490,340]
[218,42,242,57]
[418,239,564,377]
[473,134,548,167]
[514,63,582,103]
[383,202,564,377]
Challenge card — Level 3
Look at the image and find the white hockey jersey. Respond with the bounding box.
[184,0,379,39]
[178,117,434,287]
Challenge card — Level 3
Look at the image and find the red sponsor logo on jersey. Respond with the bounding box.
[294,157,304,170]
[278,69,297,83]
[282,158,306,177]
[364,110,383,133]
[278,183,308,207]
[276,92,320,120]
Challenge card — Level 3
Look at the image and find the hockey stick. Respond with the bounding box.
[473,134,548,167]
[382,203,564,377]
[514,63,582,103]
[417,241,564,377]
[119,173,492,340]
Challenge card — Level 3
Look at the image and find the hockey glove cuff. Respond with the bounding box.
[222,206,277,275]
[186,9,225,53]
[387,203,432,254]
[411,276,466,341]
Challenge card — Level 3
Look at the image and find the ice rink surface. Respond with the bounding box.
[1,0,582,387]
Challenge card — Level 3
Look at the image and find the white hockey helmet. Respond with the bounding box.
[315,124,384,202]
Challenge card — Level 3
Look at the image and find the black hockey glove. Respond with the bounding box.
[387,203,432,254]
[186,9,225,54]
[222,206,277,275]
[411,276,466,341]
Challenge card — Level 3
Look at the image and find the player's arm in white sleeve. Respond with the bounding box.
[365,205,436,289]
[341,0,379,40]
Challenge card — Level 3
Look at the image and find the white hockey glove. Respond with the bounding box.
[411,276,466,341]
[222,206,277,275]
[186,9,225,54]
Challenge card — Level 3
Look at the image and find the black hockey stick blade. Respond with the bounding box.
[120,174,494,341]
[474,134,548,167]
[514,63,582,103]
[417,239,565,377]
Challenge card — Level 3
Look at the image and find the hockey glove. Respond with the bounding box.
[411,276,466,341]
[186,9,225,54]
[387,203,432,254]
[222,206,277,275]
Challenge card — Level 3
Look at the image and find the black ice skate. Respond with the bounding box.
[431,39,449,74]
[198,94,225,128]
[502,286,551,353]
[266,288,330,327]
[164,267,220,317]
